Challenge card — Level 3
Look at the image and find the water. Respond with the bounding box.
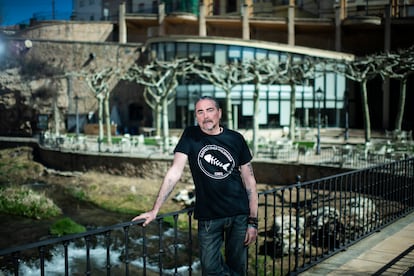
[1,229,201,275]
[0,182,201,275]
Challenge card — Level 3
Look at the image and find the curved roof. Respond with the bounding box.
[145,35,355,61]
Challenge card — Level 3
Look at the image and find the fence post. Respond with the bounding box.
[294,175,301,272]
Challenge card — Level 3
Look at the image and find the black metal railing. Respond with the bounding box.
[254,157,414,275]
[121,0,414,20]
[1,158,413,275]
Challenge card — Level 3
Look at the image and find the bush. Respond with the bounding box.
[0,186,62,219]
[50,218,86,236]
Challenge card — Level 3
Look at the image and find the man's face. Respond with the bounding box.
[195,98,222,133]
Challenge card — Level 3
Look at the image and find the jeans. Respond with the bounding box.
[198,215,247,276]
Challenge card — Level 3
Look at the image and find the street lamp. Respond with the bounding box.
[316,87,323,155]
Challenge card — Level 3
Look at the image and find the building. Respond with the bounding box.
[76,0,412,132]
[3,0,413,136]
[141,36,354,130]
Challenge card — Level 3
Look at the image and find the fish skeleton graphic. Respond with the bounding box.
[203,154,231,172]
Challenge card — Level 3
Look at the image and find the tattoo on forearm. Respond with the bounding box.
[247,163,254,176]
[159,180,174,204]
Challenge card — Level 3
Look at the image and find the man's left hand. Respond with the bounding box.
[244,226,258,245]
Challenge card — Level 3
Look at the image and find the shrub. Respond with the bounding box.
[50,218,86,236]
[0,186,62,219]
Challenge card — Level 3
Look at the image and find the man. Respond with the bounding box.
[132,96,258,275]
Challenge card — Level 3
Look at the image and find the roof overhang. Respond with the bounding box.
[145,35,355,61]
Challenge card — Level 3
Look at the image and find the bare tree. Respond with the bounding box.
[336,55,380,143]
[378,46,414,131]
[85,67,119,149]
[123,59,191,152]
[282,56,317,141]
[243,58,284,155]
[191,60,253,129]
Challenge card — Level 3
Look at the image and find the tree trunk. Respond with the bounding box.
[395,78,407,131]
[361,80,371,142]
[98,95,104,151]
[225,88,233,129]
[155,103,162,137]
[288,82,296,141]
[104,93,112,146]
[252,82,260,156]
[162,98,169,152]
[53,99,60,137]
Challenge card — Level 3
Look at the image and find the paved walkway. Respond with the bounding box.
[300,211,414,276]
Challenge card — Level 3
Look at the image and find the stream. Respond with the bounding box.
[0,182,201,275]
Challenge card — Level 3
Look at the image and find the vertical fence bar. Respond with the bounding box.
[123,226,130,276]
[294,176,301,272]
[288,186,293,273]
[142,226,147,276]
[63,241,69,276]
[84,236,91,276]
[39,246,45,276]
[104,231,111,276]
[158,218,164,275]
[260,192,268,276]
[302,177,310,267]
[308,181,315,263]
[272,190,277,276]
[187,210,193,276]
[173,214,179,275]
[280,189,285,275]
[332,177,339,251]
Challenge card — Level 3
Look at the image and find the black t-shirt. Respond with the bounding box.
[174,125,252,220]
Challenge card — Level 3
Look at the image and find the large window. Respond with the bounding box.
[147,40,348,129]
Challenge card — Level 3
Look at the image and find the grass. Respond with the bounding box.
[0,186,62,219]
[0,147,44,185]
[50,217,86,236]
[293,141,315,149]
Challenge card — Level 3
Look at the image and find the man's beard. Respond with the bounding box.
[202,120,216,131]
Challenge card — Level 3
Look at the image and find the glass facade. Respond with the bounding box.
[148,40,347,129]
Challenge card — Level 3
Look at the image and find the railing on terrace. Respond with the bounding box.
[1,158,413,275]
[122,0,414,19]
[24,1,414,25]
[40,130,414,169]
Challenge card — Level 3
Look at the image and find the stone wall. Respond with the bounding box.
[0,35,143,136]
[16,21,115,42]
[33,143,348,186]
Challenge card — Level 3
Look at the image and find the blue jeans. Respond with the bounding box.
[198,215,247,276]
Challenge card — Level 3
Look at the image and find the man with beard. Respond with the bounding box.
[133,96,258,275]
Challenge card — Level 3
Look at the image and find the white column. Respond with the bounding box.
[199,3,206,36]
[118,2,126,43]
[242,4,250,40]
[288,0,295,46]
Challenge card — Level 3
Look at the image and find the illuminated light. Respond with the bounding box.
[24,40,33,49]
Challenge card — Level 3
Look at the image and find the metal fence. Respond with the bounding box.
[39,131,414,170]
[257,141,413,170]
[1,158,413,275]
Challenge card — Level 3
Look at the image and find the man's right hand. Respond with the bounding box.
[132,210,157,227]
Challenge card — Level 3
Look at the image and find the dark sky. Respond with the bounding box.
[1,0,72,26]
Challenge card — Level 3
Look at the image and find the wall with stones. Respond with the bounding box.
[33,144,349,185]
[16,22,116,43]
[0,35,143,136]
